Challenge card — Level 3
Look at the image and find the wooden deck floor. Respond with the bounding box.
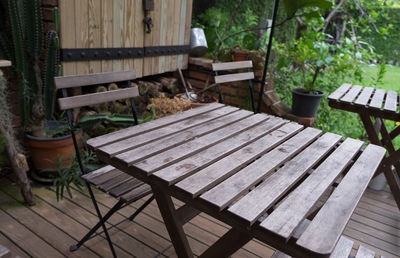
[0,175,399,258]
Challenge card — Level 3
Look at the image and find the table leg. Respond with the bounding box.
[151,185,194,258]
[199,228,252,258]
[359,114,400,210]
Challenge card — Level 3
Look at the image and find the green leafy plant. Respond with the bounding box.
[52,150,100,201]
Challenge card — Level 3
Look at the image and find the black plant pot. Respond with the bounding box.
[291,88,325,117]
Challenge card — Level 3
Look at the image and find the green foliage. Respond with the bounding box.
[52,151,99,201]
[282,0,332,17]
[77,108,156,129]
[0,0,60,127]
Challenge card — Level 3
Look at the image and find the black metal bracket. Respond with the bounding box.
[61,45,190,62]
[144,45,190,57]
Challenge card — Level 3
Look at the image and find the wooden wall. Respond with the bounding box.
[59,0,193,78]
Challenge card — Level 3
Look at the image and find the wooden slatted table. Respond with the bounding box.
[329,84,400,210]
[87,103,386,258]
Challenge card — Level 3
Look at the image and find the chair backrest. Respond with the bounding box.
[56,70,139,110]
[55,70,139,174]
[212,61,255,112]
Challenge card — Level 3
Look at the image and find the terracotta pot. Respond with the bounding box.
[26,131,82,171]
[233,50,249,61]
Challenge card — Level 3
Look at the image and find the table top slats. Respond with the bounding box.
[369,88,386,109]
[340,85,362,103]
[328,83,352,101]
[296,144,386,255]
[116,110,252,165]
[227,132,342,225]
[355,246,375,258]
[259,138,364,240]
[87,103,224,148]
[153,117,288,185]
[383,90,398,112]
[98,106,239,156]
[200,127,322,211]
[354,87,374,106]
[175,122,303,198]
[134,114,270,174]
[329,236,354,258]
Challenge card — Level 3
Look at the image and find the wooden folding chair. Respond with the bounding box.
[55,71,153,257]
[212,60,256,112]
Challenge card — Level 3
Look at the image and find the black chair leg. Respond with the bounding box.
[128,195,154,221]
[70,184,120,258]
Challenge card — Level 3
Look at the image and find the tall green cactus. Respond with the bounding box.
[2,0,60,126]
[44,31,60,120]
[8,0,31,125]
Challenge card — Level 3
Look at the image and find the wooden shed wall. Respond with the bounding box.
[59,0,193,78]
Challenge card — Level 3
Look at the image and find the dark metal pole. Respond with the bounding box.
[256,0,280,113]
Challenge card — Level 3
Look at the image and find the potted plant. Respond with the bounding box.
[276,31,338,117]
[1,0,75,179]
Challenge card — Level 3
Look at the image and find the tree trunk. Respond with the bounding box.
[0,126,35,205]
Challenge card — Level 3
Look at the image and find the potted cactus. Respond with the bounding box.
[0,0,77,180]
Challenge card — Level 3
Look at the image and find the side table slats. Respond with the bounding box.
[227,132,342,226]
[174,122,303,197]
[116,110,251,165]
[369,89,386,109]
[384,90,398,112]
[87,102,224,148]
[296,144,386,254]
[259,138,364,240]
[341,85,362,103]
[199,127,322,210]
[328,83,352,100]
[153,117,287,185]
[354,87,374,106]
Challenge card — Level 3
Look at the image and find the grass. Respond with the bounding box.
[362,64,400,91]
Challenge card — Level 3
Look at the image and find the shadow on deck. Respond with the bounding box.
[0,175,399,258]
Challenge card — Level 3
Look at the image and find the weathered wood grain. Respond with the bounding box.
[134,114,269,173]
[75,0,89,75]
[55,70,136,89]
[260,138,364,240]
[175,122,303,197]
[59,0,76,76]
[200,127,322,210]
[153,117,288,185]
[384,90,398,112]
[328,236,354,258]
[58,87,139,110]
[116,109,251,165]
[354,87,374,106]
[101,0,113,72]
[296,144,386,255]
[88,0,102,73]
[112,0,125,71]
[328,83,351,100]
[87,103,224,148]
[214,72,255,84]
[227,132,342,225]
[212,61,253,71]
[99,106,239,156]
[341,85,362,103]
[369,89,386,109]
[355,245,376,258]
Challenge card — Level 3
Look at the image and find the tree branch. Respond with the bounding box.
[322,0,346,33]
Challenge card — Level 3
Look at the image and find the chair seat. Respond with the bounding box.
[81,165,152,202]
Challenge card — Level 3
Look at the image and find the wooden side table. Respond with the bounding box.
[329,83,400,210]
